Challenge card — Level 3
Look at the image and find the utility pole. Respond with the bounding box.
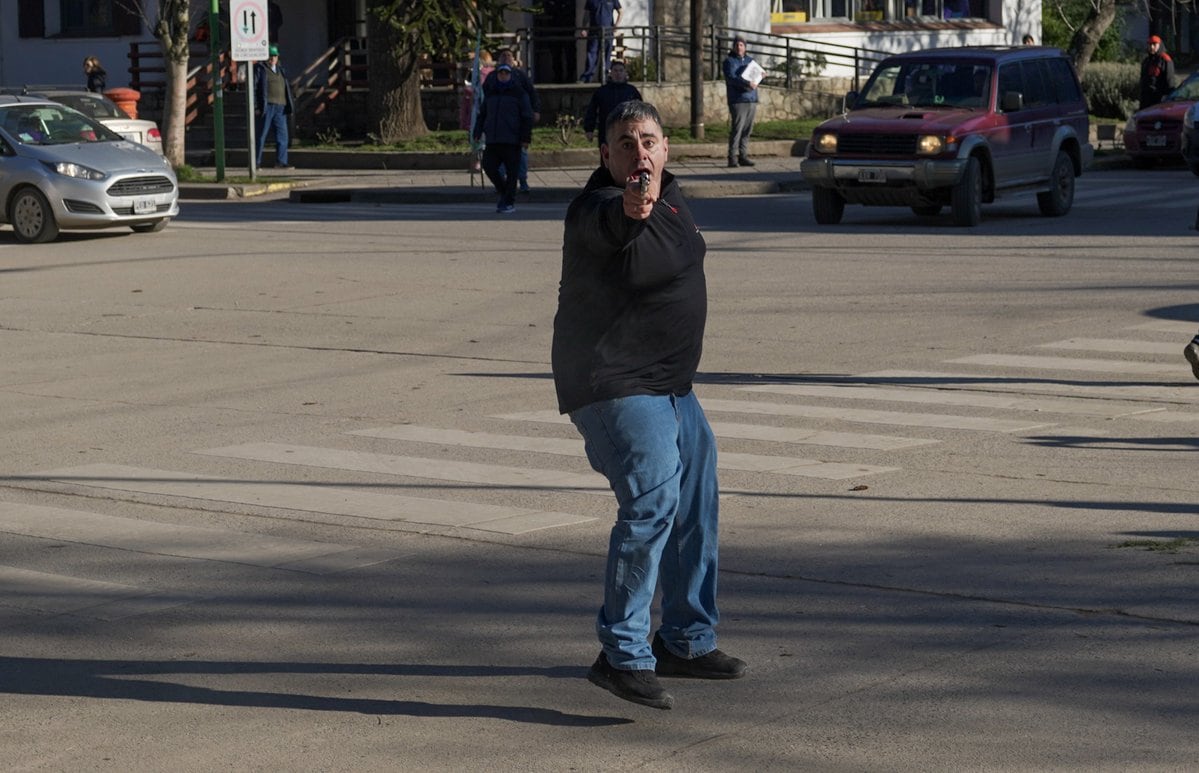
[210,0,226,181]
[690,0,704,139]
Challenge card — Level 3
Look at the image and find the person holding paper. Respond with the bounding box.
[723,35,760,168]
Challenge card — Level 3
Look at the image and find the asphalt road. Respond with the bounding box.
[1,167,1197,770]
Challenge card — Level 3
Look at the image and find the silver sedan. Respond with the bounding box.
[0,97,178,243]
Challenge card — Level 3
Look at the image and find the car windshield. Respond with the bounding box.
[0,104,122,146]
[857,61,993,109]
[1165,73,1199,102]
[44,93,126,120]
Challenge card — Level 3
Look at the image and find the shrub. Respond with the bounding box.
[1082,61,1139,120]
[624,55,658,82]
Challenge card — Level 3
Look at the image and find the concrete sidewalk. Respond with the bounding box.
[179,142,808,204]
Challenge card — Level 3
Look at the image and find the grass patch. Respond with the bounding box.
[301,118,823,154]
[1112,537,1198,554]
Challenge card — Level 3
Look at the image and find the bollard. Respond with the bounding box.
[103,87,141,119]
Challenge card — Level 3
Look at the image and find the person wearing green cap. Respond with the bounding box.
[255,45,295,168]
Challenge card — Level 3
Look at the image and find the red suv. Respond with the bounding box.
[801,47,1093,226]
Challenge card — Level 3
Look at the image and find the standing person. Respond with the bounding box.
[83,57,106,93]
[553,100,748,711]
[723,35,759,168]
[483,48,540,193]
[473,63,532,214]
[1139,34,1175,110]
[582,60,642,148]
[255,45,295,169]
[579,0,622,83]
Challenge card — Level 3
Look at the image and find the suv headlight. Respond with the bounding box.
[42,161,107,181]
[916,134,955,156]
[813,132,837,154]
[1185,104,1197,130]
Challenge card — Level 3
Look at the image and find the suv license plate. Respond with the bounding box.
[857,168,886,183]
[1145,134,1168,147]
[133,198,156,214]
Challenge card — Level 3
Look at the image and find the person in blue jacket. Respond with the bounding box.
[723,36,759,168]
[473,63,533,214]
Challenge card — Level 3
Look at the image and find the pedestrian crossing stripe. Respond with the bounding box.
[495,410,936,450]
[0,564,197,621]
[860,370,1192,402]
[352,424,900,479]
[1038,338,1183,356]
[0,499,401,574]
[947,354,1182,374]
[738,383,1162,418]
[699,398,1052,433]
[35,463,595,535]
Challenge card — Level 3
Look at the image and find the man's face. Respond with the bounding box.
[609,64,627,83]
[1148,40,1160,53]
[735,41,746,57]
[500,50,515,66]
[497,69,512,84]
[602,117,669,184]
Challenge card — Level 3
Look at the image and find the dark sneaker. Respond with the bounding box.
[1185,341,1199,381]
[587,653,674,709]
[738,157,755,167]
[652,633,747,679]
[727,159,738,168]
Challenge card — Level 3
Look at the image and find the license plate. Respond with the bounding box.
[133,198,156,214]
[857,167,886,183]
[1145,134,1168,147]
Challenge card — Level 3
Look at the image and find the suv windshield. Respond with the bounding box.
[1165,72,1199,102]
[44,93,127,120]
[857,61,993,109]
[0,104,120,146]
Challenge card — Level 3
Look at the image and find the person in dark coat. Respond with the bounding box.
[483,48,540,193]
[1139,34,1175,110]
[554,100,747,711]
[83,57,106,93]
[582,61,642,148]
[473,63,533,214]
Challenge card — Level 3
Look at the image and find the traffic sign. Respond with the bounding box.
[230,0,270,61]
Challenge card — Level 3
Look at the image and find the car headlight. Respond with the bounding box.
[42,161,107,181]
[1185,104,1197,130]
[813,132,837,154]
[916,134,954,156]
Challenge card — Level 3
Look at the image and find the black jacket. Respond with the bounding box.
[482,67,540,114]
[473,81,533,145]
[1139,51,1175,110]
[582,81,643,145]
[552,166,708,414]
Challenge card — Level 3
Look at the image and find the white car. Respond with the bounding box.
[0,96,178,243]
[33,89,165,155]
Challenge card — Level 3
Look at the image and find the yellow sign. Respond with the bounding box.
[770,11,808,22]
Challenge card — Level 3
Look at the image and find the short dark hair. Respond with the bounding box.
[603,100,663,139]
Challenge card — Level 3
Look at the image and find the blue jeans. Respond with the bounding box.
[570,392,720,670]
[257,102,289,166]
[581,27,616,82]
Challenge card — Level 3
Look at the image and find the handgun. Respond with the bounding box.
[638,171,650,197]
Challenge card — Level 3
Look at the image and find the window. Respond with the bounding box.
[1045,58,1083,103]
[1020,60,1052,108]
[58,0,141,37]
[812,0,849,18]
[997,62,1024,112]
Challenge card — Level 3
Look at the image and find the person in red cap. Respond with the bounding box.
[1139,34,1175,110]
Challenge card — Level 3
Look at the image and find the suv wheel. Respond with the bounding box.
[812,188,845,225]
[951,156,982,227]
[1037,151,1075,217]
[10,187,59,244]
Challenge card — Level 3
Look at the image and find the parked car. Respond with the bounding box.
[0,96,178,243]
[1123,71,1199,170]
[30,87,165,156]
[1185,101,1199,177]
[801,46,1093,226]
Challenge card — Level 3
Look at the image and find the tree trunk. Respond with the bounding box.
[153,0,191,167]
[1067,0,1118,77]
[366,4,427,142]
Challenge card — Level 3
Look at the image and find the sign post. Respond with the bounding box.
[230,0,270,179]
